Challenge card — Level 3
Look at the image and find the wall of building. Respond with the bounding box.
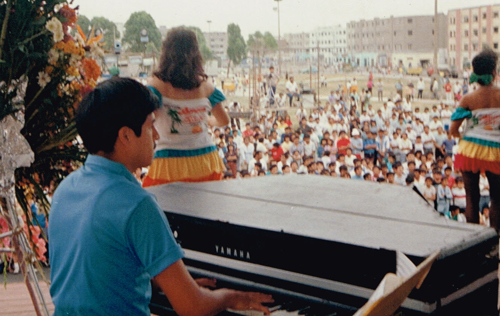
[448,5,500,72]
[346,14,447,68]
[203,32,228,59]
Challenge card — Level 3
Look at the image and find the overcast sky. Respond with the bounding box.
[75,0,500,37]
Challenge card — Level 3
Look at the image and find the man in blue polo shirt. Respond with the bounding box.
[49,78,272,316]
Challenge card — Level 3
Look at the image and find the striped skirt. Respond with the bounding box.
[142,148,225,187]
[454,137,500,175]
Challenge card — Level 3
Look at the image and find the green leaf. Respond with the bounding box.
[32,17,47,26]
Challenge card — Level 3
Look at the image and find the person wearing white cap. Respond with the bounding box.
[351,129,363,159]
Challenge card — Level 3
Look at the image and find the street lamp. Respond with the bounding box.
[274,0,282,75]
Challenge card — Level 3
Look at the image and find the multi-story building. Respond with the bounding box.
[309,25,347,65]
[283,25,346,66]
[448,5,500,72]
[203,32,228,59]
[346,14,447,69]
[283,32,310,63]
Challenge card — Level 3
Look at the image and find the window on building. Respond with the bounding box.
[449,31,453,38]
[464,16,469,23]
[483,27,487,34]
[473,15,478,22]
[495,12,499,18]
[473,44,477,51]
[394,31,396,36]
[495,43,499,49]
[408,18,413,23]
[473,29,478,36]
[495,26,499,33]
[483,13,487,19]
[408,44,412,50]
[408,30,413,36]
[464,44,469,50]
[464,30,469,37]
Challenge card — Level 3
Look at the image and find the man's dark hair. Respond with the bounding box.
[76,77,160,154]
[154,27,207,89]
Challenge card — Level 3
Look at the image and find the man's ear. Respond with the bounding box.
[117,126,133,147]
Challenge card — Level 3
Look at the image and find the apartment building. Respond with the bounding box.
[309,25,347,65]
[448,4,500,72]
[283,32,311,63]
[203,32,228,59]
[346,14,447,69]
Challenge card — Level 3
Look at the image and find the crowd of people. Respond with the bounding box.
[214,72,494,229]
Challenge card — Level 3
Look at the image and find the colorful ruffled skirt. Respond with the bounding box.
[142,147,225,187]
[454,137,500,175]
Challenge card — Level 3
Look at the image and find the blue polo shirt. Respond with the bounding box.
[49,155,183,316]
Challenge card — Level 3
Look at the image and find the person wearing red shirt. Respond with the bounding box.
[336,130,351,156]
[271,143,284,162]
[242,122,255,138]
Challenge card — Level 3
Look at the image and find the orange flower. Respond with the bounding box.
[70,80,82,92]
[65,65,80,77]
[54,41,84,56]
[45,66,54,75]
[80,58,101,82]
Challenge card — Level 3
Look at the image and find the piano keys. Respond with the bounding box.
[146,176,498,315]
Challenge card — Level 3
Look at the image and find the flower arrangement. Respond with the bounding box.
[0,0,102,268]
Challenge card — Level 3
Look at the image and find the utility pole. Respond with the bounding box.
[274,0,282,75]
[317,39,320,106]
[433,0,438,73]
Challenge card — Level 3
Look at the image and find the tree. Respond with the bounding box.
[226,23,246,77]
[77,15,91,37]
[186,26,213,62]
[90,17,120,51]
[123,11,161,53]
[247,31,277,78]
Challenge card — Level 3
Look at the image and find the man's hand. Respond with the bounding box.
[221,289,274,315]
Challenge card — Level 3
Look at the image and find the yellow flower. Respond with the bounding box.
[65,66,80,78]
[45,17,64,43]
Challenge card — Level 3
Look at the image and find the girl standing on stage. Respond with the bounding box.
[143,27,229,187]
[450,48,500,231]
